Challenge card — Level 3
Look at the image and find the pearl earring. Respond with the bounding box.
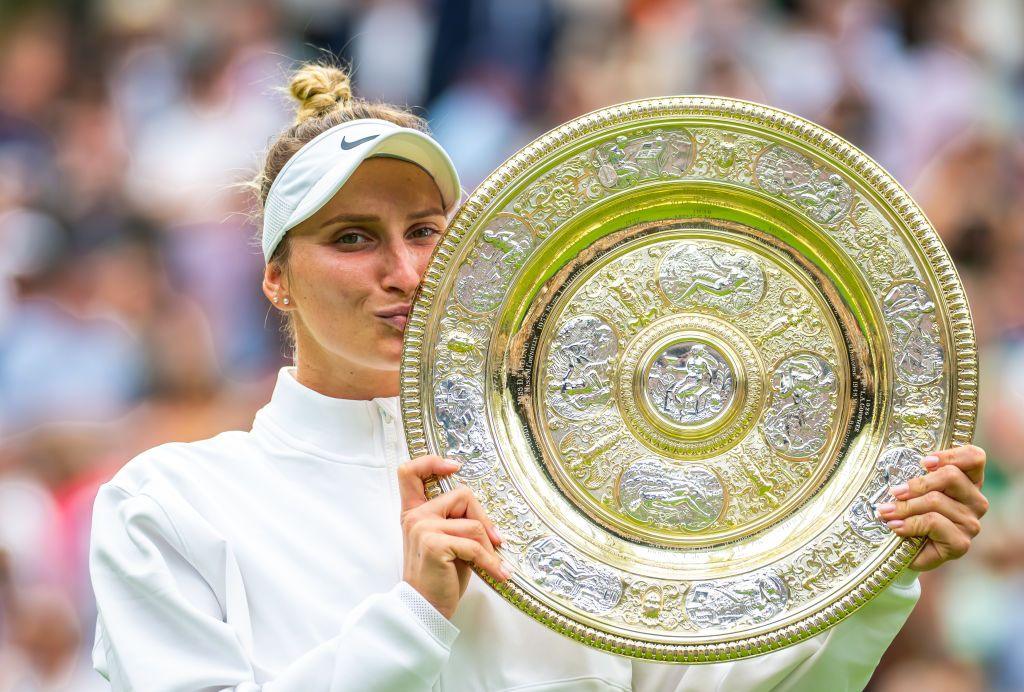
[283,297,290,305]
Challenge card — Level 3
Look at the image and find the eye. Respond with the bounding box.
[409,225,441,240]
[334,230,370,246]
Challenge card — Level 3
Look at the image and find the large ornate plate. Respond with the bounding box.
[400,97,977,662]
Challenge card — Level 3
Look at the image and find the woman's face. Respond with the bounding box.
[263,156,448,395]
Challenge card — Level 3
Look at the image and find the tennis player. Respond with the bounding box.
[89,63,989,691]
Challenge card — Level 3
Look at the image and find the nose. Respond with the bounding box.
[381,238,422,295]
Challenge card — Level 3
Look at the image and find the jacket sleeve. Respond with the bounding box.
[630,568,920,691]
[89,482,458,691]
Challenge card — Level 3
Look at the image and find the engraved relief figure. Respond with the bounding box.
[579,255,663,334]
[455,215,534,314]
[523,536,623,614]
[658,242,766,314]
[511,175,581,238]
[755,145,853,226]
[848,447,927,542]
[762,353,838,457]
[617,459,725,531]
[646,343,735,424]
[555,418,633,489]
[594,135,642,189]
[757,288,825,344]
[786,530,864,594]
[662,130,697,176]
[437,308,490,372]
[586,130,695,197]
[433,376,494,478]
[883,283,944,385]
[691,129,764,182]
[844,199,915,284]
[632,134,668,178]
[875,447,927,491]
[546,316,618,420]
[848,494,891,543]
[890,382,943,452]
[621,580,687,629]
[685,574,789,629]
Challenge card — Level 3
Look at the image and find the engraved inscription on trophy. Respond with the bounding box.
[754,145,853,226]
[685,573,789,629]
[545,315,618,420]
[523,536,623,614]
[645,341,735,426]
[762,353,838,458]
[658,242,766,315]
[433,376,495,479]
[883,282,944,385]
[617,459,725,531]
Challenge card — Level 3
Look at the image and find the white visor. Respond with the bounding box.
[261,118,461,263]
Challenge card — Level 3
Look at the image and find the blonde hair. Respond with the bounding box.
[251,61,432,352]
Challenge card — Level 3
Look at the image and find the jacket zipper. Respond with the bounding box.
[378,405,402,580]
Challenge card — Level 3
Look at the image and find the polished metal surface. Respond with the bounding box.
[400,97,977,662]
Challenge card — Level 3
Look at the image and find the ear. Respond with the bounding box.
[262,261,289,309]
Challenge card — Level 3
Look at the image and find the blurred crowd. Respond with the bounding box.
[0,0,1021,689]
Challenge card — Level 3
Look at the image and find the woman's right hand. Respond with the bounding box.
[398,455,509,620]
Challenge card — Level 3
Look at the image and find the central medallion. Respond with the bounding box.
[644,341,736,427]
[619,314,762,458]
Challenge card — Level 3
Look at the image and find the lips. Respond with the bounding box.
[375,305,410,332]
[379,314,408,331]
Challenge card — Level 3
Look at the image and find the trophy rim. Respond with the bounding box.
[399,95,978,662]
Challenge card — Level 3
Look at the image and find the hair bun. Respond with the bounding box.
[289,64,353,124]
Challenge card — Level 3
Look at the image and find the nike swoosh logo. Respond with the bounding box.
[340,134,380,150]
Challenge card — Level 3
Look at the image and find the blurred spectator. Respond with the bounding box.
[0,0,1021,689]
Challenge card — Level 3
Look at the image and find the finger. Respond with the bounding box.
[425,534,509,582]
[889,464,989,517]
[410,518,497,557]
[921,445,985,488]
[887,511,971,563]
[397,455,462,512]
[876,490,982,537]
[418,486,502,547]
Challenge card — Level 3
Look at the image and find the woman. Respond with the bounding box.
[89,63,989,691]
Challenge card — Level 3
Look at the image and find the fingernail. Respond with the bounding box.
[886,519,905,529]
[921,455,940,469]
[890,483,910,498]
[492,527,503,544]
[500,561,513,580]
[876,502,896,515]
[446,459,462,470]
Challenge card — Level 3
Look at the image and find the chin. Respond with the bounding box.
[377,339,405,365]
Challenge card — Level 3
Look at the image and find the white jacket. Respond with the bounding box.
[89,367,920,691]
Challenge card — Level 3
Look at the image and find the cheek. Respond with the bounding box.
[293,248,375,310]
[414,242,440,278]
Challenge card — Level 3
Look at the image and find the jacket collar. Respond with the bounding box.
[253,367,401,462]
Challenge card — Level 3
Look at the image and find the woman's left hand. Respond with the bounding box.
[876,445,989,571]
